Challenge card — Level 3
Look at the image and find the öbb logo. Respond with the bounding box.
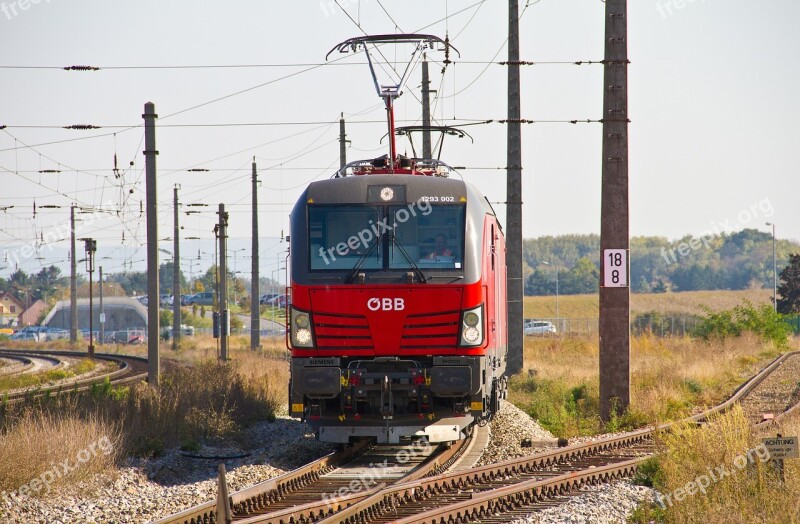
[367,298,405,311]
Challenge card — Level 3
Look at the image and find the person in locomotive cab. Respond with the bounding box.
[426,234,453,259]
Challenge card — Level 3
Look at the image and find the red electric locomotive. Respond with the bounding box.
[286,35,508,443]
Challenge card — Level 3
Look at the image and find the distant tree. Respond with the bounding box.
[777,253,800,314]
[198,265,218,296]
[525,268,556,296]
[560,257,599,295]
[651,278,671,293]
[108,272,148,296]
[158,261,188,294]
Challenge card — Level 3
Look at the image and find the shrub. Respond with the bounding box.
[694,300,791,347]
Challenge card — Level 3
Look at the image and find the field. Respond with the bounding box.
[524,288,773,319]
[510,333,797,438]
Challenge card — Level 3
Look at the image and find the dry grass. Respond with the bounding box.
[510,333,793,437]
[524,289,772,319]
[0,334,288,480]
[0,412,121,496]
[0,358,98,391]
[632,407,800,523]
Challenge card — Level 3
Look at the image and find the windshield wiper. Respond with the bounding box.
[344,236,381,284]
[391,233,428,283]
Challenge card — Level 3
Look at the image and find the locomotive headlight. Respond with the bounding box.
[380,187,394,201]
[295,313,310,329]
[290,306,315,348]
[459,305,484,347]
[295,328,312,345]
[463,327,480,343]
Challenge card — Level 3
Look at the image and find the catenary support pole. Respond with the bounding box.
[599,0,631,420]
[144,102,160,386]
[339,114,347,169]
[70,204,77,344]
[99,266,104,345]
[506,0,524,375]
[421,56,432,159]
[251,161,260,350]
[219,203,229,361]
[173,185,181,349]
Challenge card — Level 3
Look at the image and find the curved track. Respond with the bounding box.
[300,351,800,524]
[0,354,35,375]
[0,349,148,401]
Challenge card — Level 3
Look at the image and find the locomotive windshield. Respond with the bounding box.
[308,203,466,272]
[389,204,465,270]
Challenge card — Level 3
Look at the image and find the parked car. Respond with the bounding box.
[524,320,557,336]
[9,331,38,341]
[180,294,193,306]
[185,292,214,306]
[42,328,69,341]
[163,324,196,337]
[266,295,288,308]
[259,293,280,305]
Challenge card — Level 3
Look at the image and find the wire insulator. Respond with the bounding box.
[63,125,101,130]
[63,65,100,71]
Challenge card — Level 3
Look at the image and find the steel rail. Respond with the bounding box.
[232,436,472,524]
[752,351,800,427]
[304,350,800,523]
[0,349,148,401]
[155,432,472,524]
[153,439,374,524]
[0,353,35,375]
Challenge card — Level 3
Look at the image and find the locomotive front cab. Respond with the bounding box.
[287,173,507,443]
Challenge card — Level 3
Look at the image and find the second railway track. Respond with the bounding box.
[0,349,148,402]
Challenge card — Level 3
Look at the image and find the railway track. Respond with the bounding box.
[0,353,37,375]
[155,350,800,524]
[301,351,800,524]
[0,349,148,401]
[154,431,474,524]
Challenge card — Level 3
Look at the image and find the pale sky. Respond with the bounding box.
[1,0,798,278]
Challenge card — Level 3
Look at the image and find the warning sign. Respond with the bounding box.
[762,436,799,459]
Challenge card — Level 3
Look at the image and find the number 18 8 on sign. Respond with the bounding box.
[603,249,628,288]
